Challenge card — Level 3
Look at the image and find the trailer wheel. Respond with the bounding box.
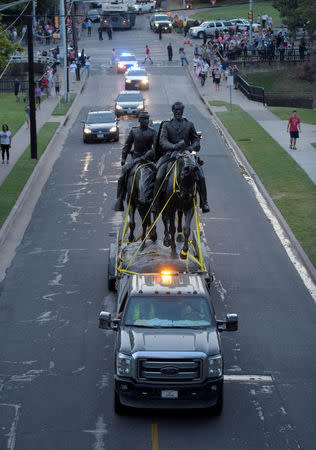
[108,243,117,291]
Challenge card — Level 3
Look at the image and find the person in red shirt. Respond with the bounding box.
[143,45,153,64]
[287,110,301,150]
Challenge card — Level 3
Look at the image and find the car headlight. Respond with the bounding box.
[116,104,122,110]
[125,79,132,83]
[168,23,172,26]
[137,104,144,109]
[208,355,222,377]
[142,78,149,83]
[109,126,117,132]
[117,353,132,376]
[84,127,92,134]
[118,62,124,68]
[155,23,159,27]
[192,28,196,33]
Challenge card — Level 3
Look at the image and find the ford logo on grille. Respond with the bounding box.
[161,366,179,375]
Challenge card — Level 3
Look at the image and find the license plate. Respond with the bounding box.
[161,390,178,399]
[128,109,132,114]
[97,132,103,138]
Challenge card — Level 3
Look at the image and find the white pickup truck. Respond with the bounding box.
[131,1,155,13]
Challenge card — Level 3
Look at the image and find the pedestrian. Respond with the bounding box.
[179,47,189,66]
[232,64,239,89]
[54,74,60,97]
[70,60,77,82]
[0,124,12,164]
[268,16,273,29]
[200,60,209,86]
[287,110,301,150]
[14,78,20,102]
[299,39,306,61]
[80,48,85,67]
[24,102,30,128]
[107,23,113,40]
[167,42,173,61]
[81,20,87,37]
[257,15,261,25]
[111,48,116,66]
[158,23,162,40]
[98,25,103,40]
[202,30,207,45]
[87,19,92,36]
[214,68,221,91]
[143,45,153,64]
[35,83,41,110]
[261,13,268,28]
[81,56,91,77]
[41,74,49,98]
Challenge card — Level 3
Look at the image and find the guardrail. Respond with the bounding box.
[226,48,310,65]
[236,75,265,103]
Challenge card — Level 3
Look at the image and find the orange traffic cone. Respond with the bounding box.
[184,40,187,44]
[189,42,192,46]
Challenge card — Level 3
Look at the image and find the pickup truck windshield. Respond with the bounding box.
[123,296,213,328]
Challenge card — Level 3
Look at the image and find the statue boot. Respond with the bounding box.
[198,177,210,213]
[113,177,126,212]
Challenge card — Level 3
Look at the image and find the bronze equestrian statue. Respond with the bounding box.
[152,101,209,214]
[113,111,157,212]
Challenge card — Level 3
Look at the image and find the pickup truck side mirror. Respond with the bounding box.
[226,313,238,331]
[98,311,112,329]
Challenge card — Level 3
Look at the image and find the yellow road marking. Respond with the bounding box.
[151,423,159,450]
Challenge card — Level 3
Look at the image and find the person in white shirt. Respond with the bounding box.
[70,60,77,82]
[0,124,12,164]
[81,56,91,76]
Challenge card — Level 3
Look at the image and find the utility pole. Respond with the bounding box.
[249,0,253,47]
[60,0,69,101]
[71,1,80,81]
[26,1,37,159]
[32,0,36,28]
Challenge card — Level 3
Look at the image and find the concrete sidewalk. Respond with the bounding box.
[178,38,316,185]
[0,71,86,187]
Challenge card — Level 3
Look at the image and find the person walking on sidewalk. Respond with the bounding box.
[287,110,301,150]
[0,124,12,164]
[167,42,173,61]
[179,47,189,66]
[87,19,92,37]
[81,56,91,77]
[24,102,30,128]
[70,60,77,82]
[14,78,20,102]
[143,45,153,64]
[35,83,41,110]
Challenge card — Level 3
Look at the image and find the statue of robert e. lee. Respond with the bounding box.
[153,101,209,213]
[113,111,157,212]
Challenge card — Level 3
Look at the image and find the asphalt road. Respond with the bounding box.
[0,13,315,450]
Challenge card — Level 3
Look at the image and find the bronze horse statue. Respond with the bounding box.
[126,163,157,245]
[157,150,199,258]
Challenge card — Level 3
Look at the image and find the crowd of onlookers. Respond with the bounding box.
[34,20,58,44]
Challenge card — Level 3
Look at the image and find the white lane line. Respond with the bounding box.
[0,403,21,450]
[209,251,240,256]
[83,416,107,450]
[224,375,273,382]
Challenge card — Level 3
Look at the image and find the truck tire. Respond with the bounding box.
[108,243,117,291]
[114,391,128,415]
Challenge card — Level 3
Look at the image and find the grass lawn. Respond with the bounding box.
[312,143,316,148]
[0,121,60,228]
[242,69,315,94]
[191,1,282,26]
[0,94,28,135]
[52,93,76,115]
[211,101,316,267]
[268,107,316,125]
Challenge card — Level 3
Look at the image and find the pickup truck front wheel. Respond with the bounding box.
[114,391,128,415]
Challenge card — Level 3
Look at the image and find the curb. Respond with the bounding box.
[186,67,316,285]
[0,78,88,251]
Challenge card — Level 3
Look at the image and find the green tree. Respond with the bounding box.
[0,28,23,71]
[273,0,316,34]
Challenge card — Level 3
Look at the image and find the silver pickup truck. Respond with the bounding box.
[99,270,238,414]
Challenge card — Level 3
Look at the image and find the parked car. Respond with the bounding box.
[82,110,119,143]
[230,18,261,31]
[124,67,149,90]
[87,9,101,22]
[150,14,172,32]
[189,20,234,38]
[116,53,138,73]
[115,91,145,117]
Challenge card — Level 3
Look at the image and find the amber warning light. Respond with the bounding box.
[161,271,172,285]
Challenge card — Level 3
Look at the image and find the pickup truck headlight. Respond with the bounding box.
[155,23,159,27]
[142,78,149,84]
[83,127,92,134]
[125,79,132,83]
[168,23,172,27]
[137,104,144,109]
[117,353,132,376]
[208,355,222,377]
[118,62,124,68]
[109,126,117,132]
[116,104,122,110]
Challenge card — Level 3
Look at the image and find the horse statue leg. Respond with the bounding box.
[169,211,177,258]
[162,213,170,247]
[128,202,136,243]
[176,210,184,242]
[180,207,195,260]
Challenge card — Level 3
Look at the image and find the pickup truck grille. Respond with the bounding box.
[138,359,201,382]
